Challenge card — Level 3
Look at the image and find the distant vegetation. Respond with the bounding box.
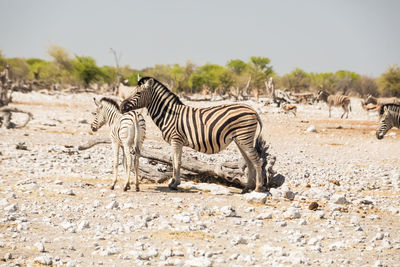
[1,45,399,97]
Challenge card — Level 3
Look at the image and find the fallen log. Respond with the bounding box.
[77,137,281,189]
[0,106,33,129]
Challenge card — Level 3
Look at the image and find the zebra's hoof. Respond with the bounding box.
[135,186,140,192]
[110,185,115,190]
[241,187,250,194]
[255,186,267,193]
[124,185,131,191]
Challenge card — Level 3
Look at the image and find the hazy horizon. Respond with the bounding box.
[1,0,399,77]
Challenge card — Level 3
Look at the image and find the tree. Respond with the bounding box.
[73,56,104,88]
[248,56,273,94]
[281,68,310,92]
[189,63,233,94]
[377,65,400,97]
[6,58,30,80]
[334,70,360,95]
[226,59,247,75]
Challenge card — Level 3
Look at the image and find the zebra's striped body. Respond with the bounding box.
[376,104,400,139]
[91,97,146,191]
[318,90,351,119]
[120,77,267,192]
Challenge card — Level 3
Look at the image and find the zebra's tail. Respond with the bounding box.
[349,103,352,112]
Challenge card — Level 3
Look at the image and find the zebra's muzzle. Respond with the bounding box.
[376,132,384,140]
[91,125,98,132]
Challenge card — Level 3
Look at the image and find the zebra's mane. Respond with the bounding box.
[379,103,400,116]
[138,77,184,105]
[100,97,120,111]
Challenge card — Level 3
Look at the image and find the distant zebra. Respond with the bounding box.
[317,90,351,119]
[120,77,268,192]
[91,97,146,191]
[376,104,400,140]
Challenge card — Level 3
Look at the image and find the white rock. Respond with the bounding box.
[282,207,301,219]
[106,200,119,210]
[306,125,317,133]
[330,194,349,205]
[184,257,212,267]
[231,236,248,246]
[220,206,237,217]
[34,255,53,265]
[35,241,45,252]
[256,212,273,220]
[244,191,269,204]
[77,220,90,231]
[60,189,75,196]
[4,203,18,213]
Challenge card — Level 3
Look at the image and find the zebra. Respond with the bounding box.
[120,77,268,193]
[91,97,146,191]
[317,90,351,119]
[376,104,400,140]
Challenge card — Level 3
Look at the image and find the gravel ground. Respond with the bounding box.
[0,91,400,267]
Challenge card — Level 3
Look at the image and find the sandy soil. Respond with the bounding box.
[0,91,399,266]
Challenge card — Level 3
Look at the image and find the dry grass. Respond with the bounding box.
[155,230,214,241]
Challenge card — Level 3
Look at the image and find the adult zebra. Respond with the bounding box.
[91,97,146,191]
[317,90,351,119]
[376,104,400,140]
[120,77,268,192]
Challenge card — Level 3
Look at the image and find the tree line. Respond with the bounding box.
[1,45,399,97]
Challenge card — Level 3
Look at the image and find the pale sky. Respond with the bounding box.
[0,0,399,77]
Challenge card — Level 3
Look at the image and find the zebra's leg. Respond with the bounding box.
[169,141,183,190]
[341,105,345,119]
[133,147,140,192]
[236,140,265,193]
[122,145,132,191]
[329,105,332,118]
[235,143,256,193]
[111,142,120,190]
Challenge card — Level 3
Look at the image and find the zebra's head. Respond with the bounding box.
[376,107,393,140]
[317,90,327,102]
[91,98,107,132]
[120,78,154,113]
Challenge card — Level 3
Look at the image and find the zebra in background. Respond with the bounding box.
[91,97,146,191]
[317,90,351,119]
[120,77,269,193]
[376,104,400,140]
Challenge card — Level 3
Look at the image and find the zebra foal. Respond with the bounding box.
[376,104,400,140]
[120,77,268,193]
[91,97,146,191]
[317,90,351,119]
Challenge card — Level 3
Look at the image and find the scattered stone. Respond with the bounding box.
[330,194,349,205]
[106,200,119,210]
[34,255,53,265]
[308,202,319,211]
[184,257,212,267]
[282,207,301,220]
[306,125,317,133]
[35,241,45,252]
[220,206,237,217]
[244,191,269,204]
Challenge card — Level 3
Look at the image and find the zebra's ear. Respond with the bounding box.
[145,78,154,88]
[137,74,141,81]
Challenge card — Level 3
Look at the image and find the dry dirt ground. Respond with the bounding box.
[0,91,400,267]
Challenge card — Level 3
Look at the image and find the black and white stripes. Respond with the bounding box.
[318,90,351,119]
[120,77,267,192]
[376,104,400,139]
[91,97,146,191]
